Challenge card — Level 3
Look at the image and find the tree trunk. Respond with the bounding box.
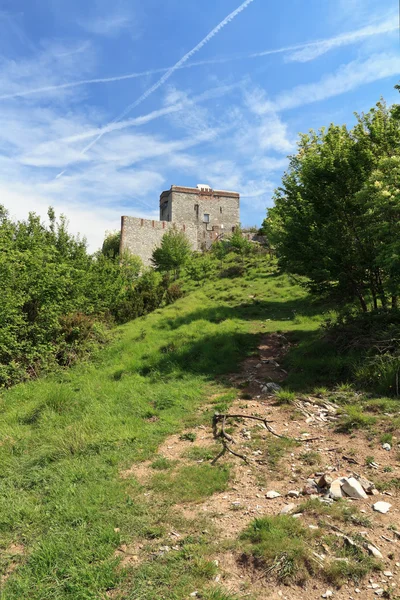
[392,296,398,309]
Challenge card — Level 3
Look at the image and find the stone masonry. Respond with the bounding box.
[120,184,240,266]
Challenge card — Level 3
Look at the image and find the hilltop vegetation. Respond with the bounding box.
[0,209,182,388]
[0,253,323,599]
[1,93,400,598]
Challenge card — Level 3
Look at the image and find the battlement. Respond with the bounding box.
[159,185,240,204]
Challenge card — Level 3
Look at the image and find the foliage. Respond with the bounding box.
[0,255,328,598]
[266,99,400,312]
[151,227,192,279]
[240,516,318,584]
[101,230,121,258]
[0,207,178,387]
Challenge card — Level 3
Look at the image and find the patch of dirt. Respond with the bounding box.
[114,542,143,568]
[1,543,25,586]
[230,333,290,397]
[118,335,400,599]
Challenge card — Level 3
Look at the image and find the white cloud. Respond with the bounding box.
[1,13,395,102]
[275,52,400,111]
[79,14,132,37]
[286,16,398,62]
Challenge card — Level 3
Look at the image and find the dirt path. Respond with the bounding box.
[120,335,400,600]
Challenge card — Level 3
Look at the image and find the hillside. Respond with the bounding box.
[1,257,399,600]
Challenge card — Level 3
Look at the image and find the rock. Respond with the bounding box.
[367,544,383,559]
[190,593,198,598]
[355,589,361,594]
[374,590,384,597]
[266,490,281,499]
[329,478,346,499]
[322,591,333,598]
[383,571,393,577]
[372,501,392,514]
[341,477,368,499]
[357,475,375,494]
[280,503,296,515]
[287,490,300,498]
[303,480,319,495]
[317,474,333,489]
[292,513,302,519]
[382,443,391,451]
[262,382,282,394]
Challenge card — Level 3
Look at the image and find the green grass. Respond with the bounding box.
[149,464,230,503]
[0,256,334,598]
[240,516,319,585]
[299,450,322,466]
[240,513,379,587]
[274,389,296,405]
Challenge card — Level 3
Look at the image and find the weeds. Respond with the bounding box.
[336,405,376,433]
[274,390,296,405]
[240,516,318,584]
[149,464,230,503]
[299,451,322,466]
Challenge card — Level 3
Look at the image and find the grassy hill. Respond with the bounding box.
[0,257,345,599]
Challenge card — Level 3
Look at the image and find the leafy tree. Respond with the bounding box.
[229,226,253,259]
[102,231,121,258]
[267,99,400,312]
[0,207,169,387]
[151,228,192,279]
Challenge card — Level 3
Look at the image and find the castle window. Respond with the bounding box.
[220,207,222,214]
[194,204,199,218]
[203,213,210,223]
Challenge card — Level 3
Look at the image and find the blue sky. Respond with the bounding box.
[0,0,399,250]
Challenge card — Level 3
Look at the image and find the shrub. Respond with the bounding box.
[219,265,245,279]
[165,283,184,304]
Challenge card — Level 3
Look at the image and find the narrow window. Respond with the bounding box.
[220,207,222,214]
[194,204,199,218]
[203,213,210,223]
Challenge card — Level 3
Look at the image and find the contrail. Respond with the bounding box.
[1,16,396,102]
[55,0,255,177]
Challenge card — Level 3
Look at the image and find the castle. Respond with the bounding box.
[120,184,240,266]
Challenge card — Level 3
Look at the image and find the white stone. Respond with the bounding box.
[287,490,300,498]
[382,443,391,451]
[374,590,384,597]
[266,490,281,499]
[384,571,393,577]
[373,501,392,514]
[322,591,333,598]
[329,478,345,499]
[280,503,296,515]
[368,544,383,559]
[341,477,368,499]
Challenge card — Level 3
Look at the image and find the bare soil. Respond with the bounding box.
[120,334,400,600]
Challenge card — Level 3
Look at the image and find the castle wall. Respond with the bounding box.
[160,186,240,249]
[120,217,198,267]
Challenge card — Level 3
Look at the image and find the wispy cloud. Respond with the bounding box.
[66,0,256,173]
[79,13,132,36]
[0,13,395,103]
[275,52,400,111]
[285,16,398,62]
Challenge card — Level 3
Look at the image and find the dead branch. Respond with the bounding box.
[211,412,319,464]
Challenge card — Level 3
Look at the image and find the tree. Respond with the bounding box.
[266,99,400,312]
[151,228,192,279]
[102,231,121,258]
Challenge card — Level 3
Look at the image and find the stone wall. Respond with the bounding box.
[160,186,240,249]
[120,217,198,267]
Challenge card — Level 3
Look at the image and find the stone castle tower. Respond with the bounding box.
[120,184,240,266]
